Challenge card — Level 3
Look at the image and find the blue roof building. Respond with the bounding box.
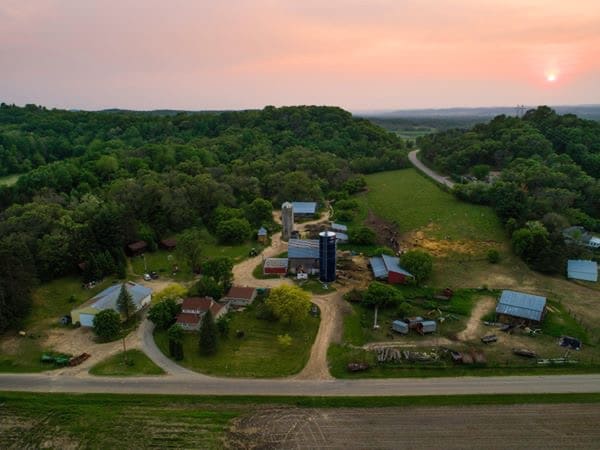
[496,290,547,323]
[567,259,598,282]
[291,202,317,215]
[369,254,413,284]
[331,223,348,232]
[257,227,267,236]
[288,239,320,259]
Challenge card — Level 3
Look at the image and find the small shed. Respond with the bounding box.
[257,227,268,244]
[567,259,598,282]
[416,320,437,335]
[127,240,147,256]
[223,286,257,306]
[334,232,349,243]
[263,258,288,275]
[160,238,177,251]
[369,254,414,284]
[392,320,408,334]
[331,223,348,232]
[496,290,547,324]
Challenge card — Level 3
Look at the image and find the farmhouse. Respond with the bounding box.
[223,286,257,306]
[495,290,547,325]
[288,239,320,274]
[126,240,147,256]
[176,297,227,331]
[263,257,288,275]
[291,202,317,217]
[567,259,598,282]
[369,254,414,284]
[71,282,152,327]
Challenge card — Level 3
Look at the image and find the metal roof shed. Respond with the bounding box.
[331,223,348,232]
[381,254,413,278]
[369,257,388,279]
[496,290,547,322]
[292,202,317,215]
[288,239,320,259]
[567,260,598,282]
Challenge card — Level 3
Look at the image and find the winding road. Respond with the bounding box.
[408,149,455,188]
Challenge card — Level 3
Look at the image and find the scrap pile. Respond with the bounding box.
[374,347,441,363]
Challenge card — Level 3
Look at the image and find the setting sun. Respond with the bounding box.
[547,73,557,82]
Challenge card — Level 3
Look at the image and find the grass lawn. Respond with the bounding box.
[154,302,320,377]
[89,349,165,376]
[0,173,21,186]
[0,276,116,373]
[2,391,599,449]
[357,169,505,242]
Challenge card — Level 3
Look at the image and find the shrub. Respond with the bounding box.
[487,249,500,264]
[93,309,121,341]
[400,250,433,285]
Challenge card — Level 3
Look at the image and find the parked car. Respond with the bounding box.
[150,271,159,279]
[143,273,151,281]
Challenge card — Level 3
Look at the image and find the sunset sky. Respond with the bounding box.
[1,0,599,111]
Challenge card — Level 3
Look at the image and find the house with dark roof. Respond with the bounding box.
[288,239,320,274]
[567,260,598,282]
[369,254,414,284]
[126,240,148,256]
[495,290,547,325]
[71,282,153,327]
[176,297,228,331]
[222,286,257,306]
[160,238,177,251]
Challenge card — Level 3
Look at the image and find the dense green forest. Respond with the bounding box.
[418,106,600,273]
[0,104,407,332]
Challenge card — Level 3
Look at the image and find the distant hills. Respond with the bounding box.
[357,105,600,120]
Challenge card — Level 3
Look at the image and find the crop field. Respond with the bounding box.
[154,301,320,377]
[1,392,599,449]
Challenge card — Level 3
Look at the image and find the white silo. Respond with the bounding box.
[281,202,294,241]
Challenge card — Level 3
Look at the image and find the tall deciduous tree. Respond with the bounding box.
[266,285,311,325]
[400,250,433,285]
[168,323,185,360]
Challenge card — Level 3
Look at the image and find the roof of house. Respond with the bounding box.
[127,241,147,251]
[496,290,547,322]
[331,222,348,232]
[225,286,256,300]
[264,258,289,268]
[176,312,200,325]
[292,202,317,214]
[257,227,267,236]
[567,259,598,282]
[75,282,152,313]
[288,239,320,259]
[182,297,215,311]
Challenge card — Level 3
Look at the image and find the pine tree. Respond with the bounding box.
[198,309,218,355]
[116,283,136,320]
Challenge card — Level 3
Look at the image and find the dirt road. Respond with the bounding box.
[457,296,495,342]
[409,149,455,188]
[227,403,600,449]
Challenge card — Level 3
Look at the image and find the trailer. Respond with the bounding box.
[415,320,437,335]
[391,320,409,335]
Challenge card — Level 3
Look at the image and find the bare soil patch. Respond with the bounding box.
[226,404,600,449]
[457,296,495,342]
[402,223,498,257]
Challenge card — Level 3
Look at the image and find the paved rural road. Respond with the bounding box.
[1,373,599,396]
[408,149,455,188]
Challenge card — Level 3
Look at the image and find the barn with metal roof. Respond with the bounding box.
[288,239,320,274]
[291,202,317,216]
[496,290,547,324]
[369,254,414,284]
[567,259,598,282]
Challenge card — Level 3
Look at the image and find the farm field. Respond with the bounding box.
[89,349,165,376]
[1,392,599,449]
[154,300,320,377]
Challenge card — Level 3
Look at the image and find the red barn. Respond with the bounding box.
[263,258,288,275]
[369,254,414,285]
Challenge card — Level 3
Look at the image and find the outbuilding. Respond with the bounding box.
[257,227,268,244]
[71,282,152,327]
[263,257,288,275]
[291,202,317,217]
[159,238,177,251]
[567,259,598,282]
[495,290,547,325]
[126,240,148,256]
[392,320,408,334]
[331,223,348,232]
[288,239,320,274]
[369,254,414,284]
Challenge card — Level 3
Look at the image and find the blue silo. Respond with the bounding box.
[319,231,337,283]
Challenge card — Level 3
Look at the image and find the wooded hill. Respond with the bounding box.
[0,104,407,332]
[418,106,600,273]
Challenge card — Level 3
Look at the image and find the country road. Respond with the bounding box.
[1,373,599,396]
[408,149,455,188]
